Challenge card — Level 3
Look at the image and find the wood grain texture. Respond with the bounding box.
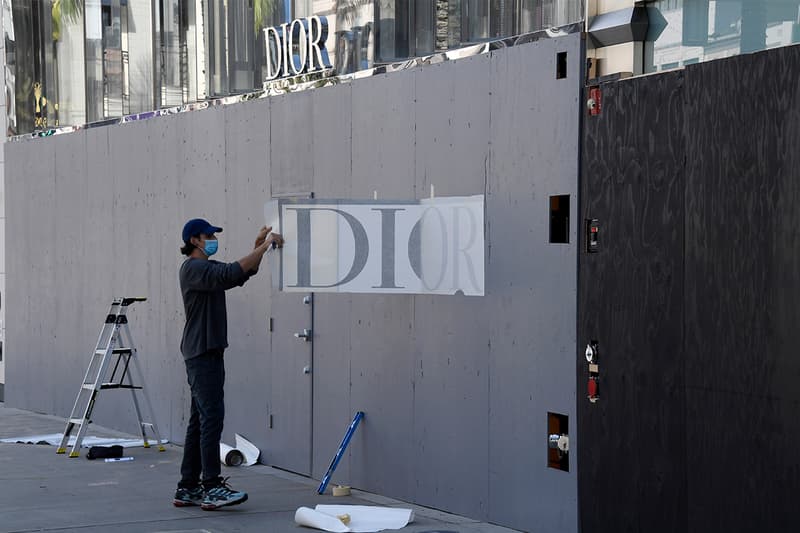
[683,45,800,533]
[578,70,688,533]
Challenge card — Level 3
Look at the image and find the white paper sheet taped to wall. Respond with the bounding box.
[294,504,414,532]
[265,195,485,296]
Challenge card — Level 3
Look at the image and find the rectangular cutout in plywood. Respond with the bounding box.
[548,412,569,472]
[550,195,570,243]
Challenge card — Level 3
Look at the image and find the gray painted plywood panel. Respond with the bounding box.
[414,55,491,198]
[22,136,58,416]
[221,99,274,451]
[79,127,126,428]
[51,132,90,418]
[5,136,48,410]
[347,294,415,501]
[487,36,580,533]
[270,91,313,196]
[311,83,353,198]
[347,70,417,501]
[85,119,160,433]
[350,72,416,200]
[311,291,353,482]
[410,53,492,519]
[411,295,490,518]
[177,107,228,218]
[310,83,356,482]
[142,114,186,442]
[83,127,115,326]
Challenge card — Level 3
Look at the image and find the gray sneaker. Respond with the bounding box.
[201,478,248,510]
[173,485,205,507]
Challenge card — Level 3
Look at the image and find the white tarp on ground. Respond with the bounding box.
[295,505,414,532]
[0,433,164,448]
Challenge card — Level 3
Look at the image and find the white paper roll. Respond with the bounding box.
[294,506,351,532]
[219,442,244,466]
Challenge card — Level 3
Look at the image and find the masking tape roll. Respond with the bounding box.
[332,485,351,497]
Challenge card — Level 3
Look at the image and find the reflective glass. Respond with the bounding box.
[157,0,189,105]
[376,1,435,61]
[53,0,87,128]
[334,0,375,73]
[254,0,287,86]
[646,0,800,72]
[85,0,103,121]
[126,0,155,114]
[228,0,255,93]
[4,0,588,136]
[6,0,86,134]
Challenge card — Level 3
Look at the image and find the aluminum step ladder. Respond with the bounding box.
[57,297,166,457]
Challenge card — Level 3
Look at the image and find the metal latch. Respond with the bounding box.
[294,328,312,341]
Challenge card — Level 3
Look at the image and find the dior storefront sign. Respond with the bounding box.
[263,16,332,80]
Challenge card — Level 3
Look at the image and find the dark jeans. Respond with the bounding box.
[179,349,225,489]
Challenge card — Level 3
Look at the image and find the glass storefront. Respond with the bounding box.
[4,0,585,136]
[646,0,800,72]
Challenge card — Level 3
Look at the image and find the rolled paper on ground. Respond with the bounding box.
[219,442,244,466]
[294,506,350,532]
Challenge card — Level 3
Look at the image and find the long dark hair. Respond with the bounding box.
[180,242,196,256]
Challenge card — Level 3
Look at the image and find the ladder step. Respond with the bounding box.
[69,418,85,425]
[99,384,142,390]
[94,348,132,356]
[81,383,95,390]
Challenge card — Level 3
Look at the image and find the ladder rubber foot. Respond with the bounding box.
[143,443,150,448]
[68,451,80,458]
[158,446,166,452]
[56,448,66,454]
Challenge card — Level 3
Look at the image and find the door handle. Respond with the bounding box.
[294,328,312,341]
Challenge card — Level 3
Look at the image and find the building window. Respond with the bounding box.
[376,1,434,62]
[645,0,800,73]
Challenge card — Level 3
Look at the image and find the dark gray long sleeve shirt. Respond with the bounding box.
[179,258,253,360]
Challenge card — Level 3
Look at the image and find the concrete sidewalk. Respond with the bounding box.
[0,403,520,533]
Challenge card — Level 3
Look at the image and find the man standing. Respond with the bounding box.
[173,218,283,510]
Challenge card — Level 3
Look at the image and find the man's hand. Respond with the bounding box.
[254,226,270,249]
[266,231,285,249]
[240,227,284,274]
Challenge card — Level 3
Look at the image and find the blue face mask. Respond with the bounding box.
[203,239,219,257]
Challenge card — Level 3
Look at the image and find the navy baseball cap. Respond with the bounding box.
[182,218,223,244]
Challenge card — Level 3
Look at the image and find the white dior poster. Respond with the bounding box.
[264,195,484,296]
